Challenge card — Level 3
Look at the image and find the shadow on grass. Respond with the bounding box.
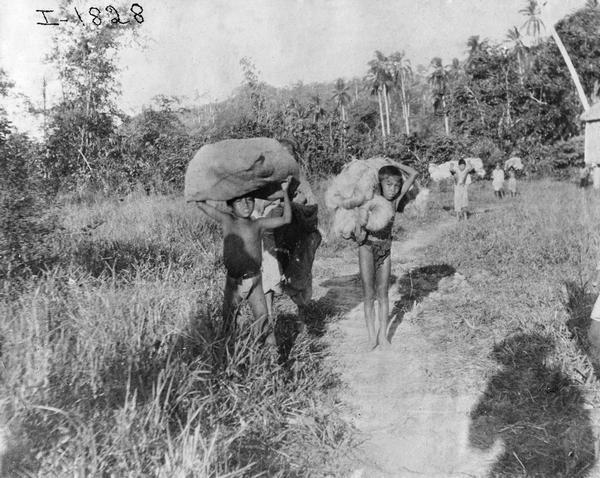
[388,264,455,341]
[564,281,600,376]
[469,333,595,478]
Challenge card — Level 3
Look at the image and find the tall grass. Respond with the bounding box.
[1,192,352,477]
[414,180,600,476]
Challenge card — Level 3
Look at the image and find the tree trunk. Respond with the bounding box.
[383,84,391,136]
[377,90,386,138]
[442,95,450,135]
[505,69,512,127]
[549,25,590,110]
[400,77,410,135]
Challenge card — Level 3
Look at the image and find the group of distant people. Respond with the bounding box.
[449,159,519,221]
[491,163,518,199]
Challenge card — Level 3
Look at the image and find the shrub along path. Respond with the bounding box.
[315,204,600,477]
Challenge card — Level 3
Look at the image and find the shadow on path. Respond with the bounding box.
[469,332,595,478]
[388,264,455,341]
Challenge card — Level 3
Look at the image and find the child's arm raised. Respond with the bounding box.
[257,177,293,230]
[194,201,231,223]
[396,163,418,203]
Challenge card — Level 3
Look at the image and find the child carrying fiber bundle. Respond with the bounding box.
[359,164,417,349]
[451,159,474,220]
[326,158,417,349]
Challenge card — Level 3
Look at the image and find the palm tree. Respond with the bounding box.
[369,51,392,136]
[586,0,599,8]
[428,57,450,135]
[521,0,589,110]
[365,70,386,139]
[466,35,482,55]
[331,78,351,122]
[387,51,412,135]
[308,94,325,123]
[520,0,544,41]
[506,26,527,85]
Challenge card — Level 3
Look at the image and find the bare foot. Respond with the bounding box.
[367,336,378,351]
[266,332,277,347]
[378,334,391,349]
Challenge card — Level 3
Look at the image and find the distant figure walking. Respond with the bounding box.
[492,163,505,199]
[507,168,517,197]
[579,164,589,188]
[452,159,473,220]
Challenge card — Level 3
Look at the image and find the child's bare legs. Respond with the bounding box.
[359,245,378,349]
[375,256,392,348]
[264,290,277,346]
[223,276,270,343]
[223,276,243,338]
[246,279,270,340]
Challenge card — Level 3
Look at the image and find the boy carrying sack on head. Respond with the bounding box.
[357,163,417,350]
[194,177,292,344]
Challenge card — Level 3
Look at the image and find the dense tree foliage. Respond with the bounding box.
[5,0,600,197]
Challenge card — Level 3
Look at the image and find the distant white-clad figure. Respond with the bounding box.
[491,163,505,199]
[593,164,600,190]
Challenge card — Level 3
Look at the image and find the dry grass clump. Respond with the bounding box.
[0,192,353,477]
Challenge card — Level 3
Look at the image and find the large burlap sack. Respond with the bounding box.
[184,138,300,202]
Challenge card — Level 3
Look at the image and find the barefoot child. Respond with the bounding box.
[507,168,517,197]
[358,164,417,349]
[195,178,292,341]
[492,163,505,199]
[452,159,473,220]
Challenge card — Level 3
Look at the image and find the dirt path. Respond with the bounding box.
[315,220,503,478]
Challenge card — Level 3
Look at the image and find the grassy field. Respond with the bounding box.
[2,177,600,477]
[0,191,354,477]
[407,179,600,477]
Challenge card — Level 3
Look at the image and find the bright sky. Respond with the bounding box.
[0,0,586,136]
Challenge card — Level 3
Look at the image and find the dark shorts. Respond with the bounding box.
[361,238,392,269]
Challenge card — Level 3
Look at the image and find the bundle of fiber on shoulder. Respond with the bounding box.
[428,157,485,182]
[505,156,523,170]
[325,157,421,240]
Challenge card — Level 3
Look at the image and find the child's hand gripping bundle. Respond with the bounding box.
[325,157,397,241]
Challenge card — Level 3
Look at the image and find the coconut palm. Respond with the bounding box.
[368,51,392,136]
[467,35,483,55]
[308,94,326,123]
[520,0,544,41]
[428,57,450,135]
[331,78,351,122]
[520,0,589,110]
[506,26,528,85]
[387,51,413,135]
[365,70,386,139]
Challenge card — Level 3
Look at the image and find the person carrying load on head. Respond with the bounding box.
[185,138,300,346]
[195,179,292,345]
